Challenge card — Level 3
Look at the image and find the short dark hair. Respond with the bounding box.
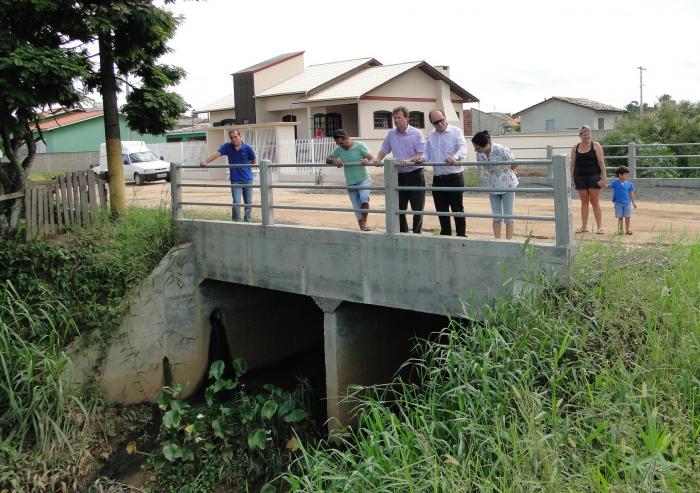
[228,129,241,138]
[392,106,409,118]
[332,128,348,140]
[471,130,491,147]
[616,165,630,177]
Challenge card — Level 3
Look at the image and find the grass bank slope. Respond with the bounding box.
[0,208,174,489]
[286,241,699,492]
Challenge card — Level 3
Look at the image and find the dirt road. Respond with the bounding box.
[126,181,700,245]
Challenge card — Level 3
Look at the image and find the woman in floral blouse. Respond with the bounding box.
[471,130,519,239]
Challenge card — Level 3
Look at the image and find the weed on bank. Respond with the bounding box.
[285,241,700,492]
[0,208,174,489]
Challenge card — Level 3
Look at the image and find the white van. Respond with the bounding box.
[96,141,170,185]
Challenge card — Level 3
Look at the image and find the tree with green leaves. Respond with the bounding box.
[602,96,700,177]
[0,0,91,237]
[605,96,700,144]
[0,0,187,238]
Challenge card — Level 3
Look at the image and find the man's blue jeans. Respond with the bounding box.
[231,180,253,222]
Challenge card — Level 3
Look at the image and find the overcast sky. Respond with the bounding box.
[161,0,699,114]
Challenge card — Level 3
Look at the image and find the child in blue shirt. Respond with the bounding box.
[607,166,638,235]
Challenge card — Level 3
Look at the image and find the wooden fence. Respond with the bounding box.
[24,171,108,239]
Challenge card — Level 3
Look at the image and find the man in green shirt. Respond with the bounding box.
[326,128,376,231]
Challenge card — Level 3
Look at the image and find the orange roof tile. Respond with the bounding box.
[38,110,104,131]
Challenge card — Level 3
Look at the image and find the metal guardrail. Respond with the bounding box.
[600,143,700,176]
[508,142,700,178]
[171,155,574,248]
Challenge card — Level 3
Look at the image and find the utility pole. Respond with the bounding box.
[637,66,646,115]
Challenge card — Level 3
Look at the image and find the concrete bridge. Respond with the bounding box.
[93,157,574,429]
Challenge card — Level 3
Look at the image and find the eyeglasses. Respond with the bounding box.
[431,119,445,126]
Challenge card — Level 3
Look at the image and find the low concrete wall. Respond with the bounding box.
[633,178,700,188]
[514,177,700,189]
[23,151,98,173]
[179,220,571,317]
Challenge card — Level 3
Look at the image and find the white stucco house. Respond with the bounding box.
[195,52,479,179]
[202,51,479,140]
[515,97,625,133]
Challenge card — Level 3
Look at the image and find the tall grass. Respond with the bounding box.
[0,280,96,489]
[0,207,176,488]
[0,282,82,451]
[0,206,175,341]
[285,241,700,491]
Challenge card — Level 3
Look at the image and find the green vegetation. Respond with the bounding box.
[285,241,700,491]
[602,97,700,178]
[27,171,64,181]
[147,359,316,492]
[0,207,175,488]
[2,203,698,491]
[0,207,174,343]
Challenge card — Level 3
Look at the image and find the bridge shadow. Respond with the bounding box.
[197,280,452,429]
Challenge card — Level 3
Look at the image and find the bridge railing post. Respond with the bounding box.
[627,142,637,179]
[383,159,399,234]
[170,162,183,220]
[259,159,274,226]
[552,154,573,248]
[546,145,554,178]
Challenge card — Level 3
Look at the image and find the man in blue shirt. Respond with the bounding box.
[201,129,257,222]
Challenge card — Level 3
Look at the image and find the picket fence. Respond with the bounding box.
[24,171,108,239]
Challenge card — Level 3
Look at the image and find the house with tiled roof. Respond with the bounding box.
[194,94,235,125]
[36,106,165,153]
[221,51,478,140]
[514,96,625,133]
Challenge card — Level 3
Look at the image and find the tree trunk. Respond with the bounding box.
[99,32,127,216]
[0,195,23,238]
[0,118,35,238]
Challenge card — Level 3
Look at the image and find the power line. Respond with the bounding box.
[637,66,646,115]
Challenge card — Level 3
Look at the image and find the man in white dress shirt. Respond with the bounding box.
[421,109,468,236]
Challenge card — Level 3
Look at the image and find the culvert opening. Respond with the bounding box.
[195,281,327,424]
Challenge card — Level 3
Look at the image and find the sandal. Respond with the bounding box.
[625,231,633,235]
[595,229,606,234]
[575,227,588,233]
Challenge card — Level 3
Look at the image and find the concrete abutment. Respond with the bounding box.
[83,242,451,431]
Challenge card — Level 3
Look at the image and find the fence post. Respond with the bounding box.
[259,159,275,226]
[546,145,554,178]
[170,162,183,220]
[552,155,573,249]
[383,159,399,235]
[627,142,637,179]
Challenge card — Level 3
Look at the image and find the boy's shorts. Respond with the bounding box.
[614,202,632,218]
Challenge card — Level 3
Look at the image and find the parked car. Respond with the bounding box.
[94,141,170,185]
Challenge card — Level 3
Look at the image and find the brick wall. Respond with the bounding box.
[463,109,472,136]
